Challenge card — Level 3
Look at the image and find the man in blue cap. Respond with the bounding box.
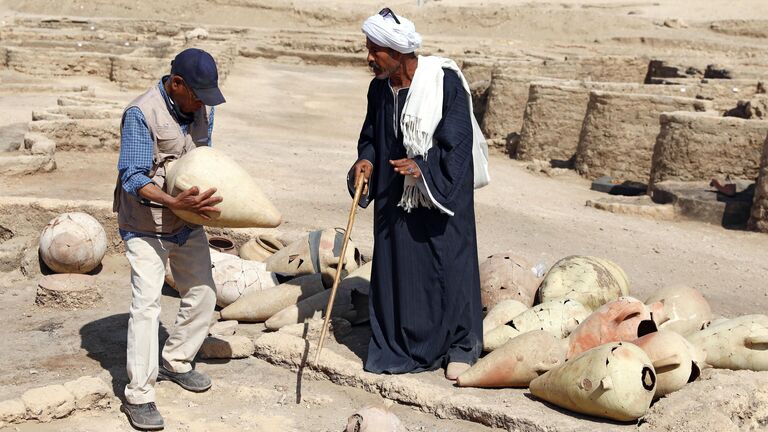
[113,48,226,430]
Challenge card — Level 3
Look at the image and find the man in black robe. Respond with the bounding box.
[348,8,486,380]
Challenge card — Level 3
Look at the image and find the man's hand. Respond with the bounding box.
[389,158,421,179]
[168,186,223,220]
[352,159,373,185]
[138,182,223,221]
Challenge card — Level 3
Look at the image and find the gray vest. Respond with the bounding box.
[112,84,210,234]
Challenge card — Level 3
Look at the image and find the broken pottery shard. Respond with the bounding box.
[457,330,567,388]
[538,255,630,311]
[483,299,591,352]
[686,314,768,371]
[220,274,325,322]
[265,227,362,286]
[209,250,278,307]
[39,212,107,274]
[167,250,279,308]
[479,252,542,310]
[530,342,656,422]
[645,284,712,336]
[566,296,658,359]
[165,146,282,228]
[482,299,528,336]
[632,330,700,398]
[239,234,285,262]
[345,406,406,432]
[265,262,372,330]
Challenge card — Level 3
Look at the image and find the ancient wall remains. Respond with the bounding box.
[480,70,558,151]
[748,134,768,233]
[516,83,589,163]
[516,81,687,163]
[574,91,711,182]
[28,119,119,151]
[0,17,239,89]
[649,112,768,186]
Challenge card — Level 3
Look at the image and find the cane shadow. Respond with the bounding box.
[522,392,638,426]
[80,313,170,402]
[334,322,372,363]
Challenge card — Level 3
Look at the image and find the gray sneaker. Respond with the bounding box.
[157,365,212,392]
[122,402,164,431]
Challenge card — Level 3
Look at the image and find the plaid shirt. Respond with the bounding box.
[117,78,215,244]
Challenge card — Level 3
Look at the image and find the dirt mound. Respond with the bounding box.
[639,369,768,432]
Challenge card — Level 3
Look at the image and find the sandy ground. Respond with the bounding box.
[0,0,767,431]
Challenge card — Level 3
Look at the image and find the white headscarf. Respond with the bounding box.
[361,12,422,54]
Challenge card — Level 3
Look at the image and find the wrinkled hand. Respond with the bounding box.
[389,158,421,179]
[352,159,373,185]
[169,186,222,220]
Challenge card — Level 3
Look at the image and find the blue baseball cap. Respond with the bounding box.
[170,48,226,106]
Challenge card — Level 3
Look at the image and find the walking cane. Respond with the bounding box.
[314,174,368,364]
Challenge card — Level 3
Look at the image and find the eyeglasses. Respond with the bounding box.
[179,77,200,103]
[379,7,400,25]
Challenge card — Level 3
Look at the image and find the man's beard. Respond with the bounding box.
[369,61,396,80]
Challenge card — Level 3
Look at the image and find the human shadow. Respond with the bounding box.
[80,313,170,402]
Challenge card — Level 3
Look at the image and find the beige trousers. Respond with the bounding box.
[123,227,216,405]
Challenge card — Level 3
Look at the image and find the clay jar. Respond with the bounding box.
[208,235,237,255]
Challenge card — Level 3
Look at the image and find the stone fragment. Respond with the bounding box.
[0,399,26,425]
[209,320,238,336]
[199,335,255,359]
[185,27,209,41]
[663,19,688,29]
[62,376,110,410]
[21,384,75,422]
[23,133,56,155]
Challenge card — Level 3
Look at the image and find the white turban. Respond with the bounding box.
[362,12,422,54]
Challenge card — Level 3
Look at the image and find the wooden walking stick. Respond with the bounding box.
[314,174,368,364]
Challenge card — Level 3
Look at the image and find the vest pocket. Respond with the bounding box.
[155,125,181,154]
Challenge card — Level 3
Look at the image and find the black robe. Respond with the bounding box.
[350,68,483,374]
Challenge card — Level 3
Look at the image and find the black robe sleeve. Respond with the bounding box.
[413,69,474,214]
[347,80,378,208]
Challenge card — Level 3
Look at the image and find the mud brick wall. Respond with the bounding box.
[649,112,768,187]
[32,106,123,121]
[516,83,589,163]
[748,134,768,233]
[6,48,113,78]
[574,91,711,182]
[28,119,120,151]
[516,82,687,163]
[480,70,561,146]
